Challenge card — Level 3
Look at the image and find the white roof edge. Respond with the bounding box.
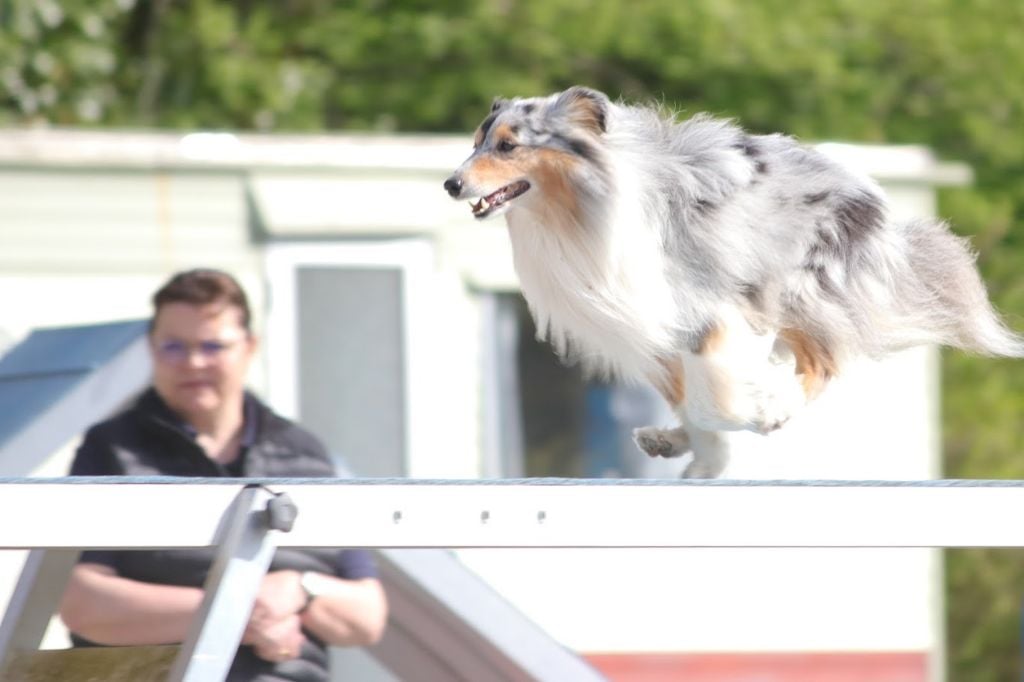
[816,141,973,186]
[0,128,972,185]
[0,127,473,172]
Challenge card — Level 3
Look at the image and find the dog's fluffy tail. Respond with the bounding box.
[901,218,1024,357]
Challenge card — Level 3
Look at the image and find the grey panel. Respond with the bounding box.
[479,293,525,478]
[0,374,86,448]
[0,320,144,377]
[296,266,406,477]
[0,320,150,473]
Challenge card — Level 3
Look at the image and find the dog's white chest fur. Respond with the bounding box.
[505,199,678,381]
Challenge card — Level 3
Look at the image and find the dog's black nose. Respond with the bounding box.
[443,176,463,198]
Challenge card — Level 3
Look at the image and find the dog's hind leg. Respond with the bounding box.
[777,328,838,400]
[683,307,809,435]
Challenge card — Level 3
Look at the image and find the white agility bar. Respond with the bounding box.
[2,477,1023,549]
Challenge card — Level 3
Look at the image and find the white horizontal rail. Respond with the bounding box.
[2,477,1022,549]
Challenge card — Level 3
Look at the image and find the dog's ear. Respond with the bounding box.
[555,86,609,135]
[491,97,510,113]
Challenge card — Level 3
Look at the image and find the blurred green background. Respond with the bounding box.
[2,1,1022,679]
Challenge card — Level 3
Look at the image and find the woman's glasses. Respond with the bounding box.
[153,338,244,365]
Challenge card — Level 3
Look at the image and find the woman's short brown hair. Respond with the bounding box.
[150,269,251,332]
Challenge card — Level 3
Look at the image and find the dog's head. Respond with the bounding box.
[443,86,610,220]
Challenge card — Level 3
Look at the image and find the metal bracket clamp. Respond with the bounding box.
[264,491,298,532]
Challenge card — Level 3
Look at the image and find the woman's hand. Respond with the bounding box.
[246,613,307,663]
[248,570,307,626]
[243,570,309,662]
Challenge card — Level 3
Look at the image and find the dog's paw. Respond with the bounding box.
[632,425,692,458]
[752,409,791,435]
[749,368,807,435]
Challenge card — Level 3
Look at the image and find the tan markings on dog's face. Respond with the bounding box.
[561,89,606,135]
[512,148,585,223]
[491,123,516,143]
[461,155,520,191]
[473,115,496,148]
[461,145,582,220]
[528,148,581,219]
[778,328,837,398]
[654,356,686,407]
[473,116,515,149]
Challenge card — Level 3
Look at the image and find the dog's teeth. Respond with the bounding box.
[469,197,494,216]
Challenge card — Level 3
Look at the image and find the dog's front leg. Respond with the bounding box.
[632,356,691,458]
[631,421,729,478]
[633,424,691,458]
[630,355,730,478]
[679,423,730,478]
[682,308,807,435]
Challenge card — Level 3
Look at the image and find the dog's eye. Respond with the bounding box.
[497,140,517,153]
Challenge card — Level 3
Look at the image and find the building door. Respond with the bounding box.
[265,240,435,478]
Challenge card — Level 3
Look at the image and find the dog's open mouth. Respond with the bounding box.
[470,181,531,219]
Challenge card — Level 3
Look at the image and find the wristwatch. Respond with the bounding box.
[299,571,327,612]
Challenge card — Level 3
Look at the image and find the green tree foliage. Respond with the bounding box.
[3,1,1023,678]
